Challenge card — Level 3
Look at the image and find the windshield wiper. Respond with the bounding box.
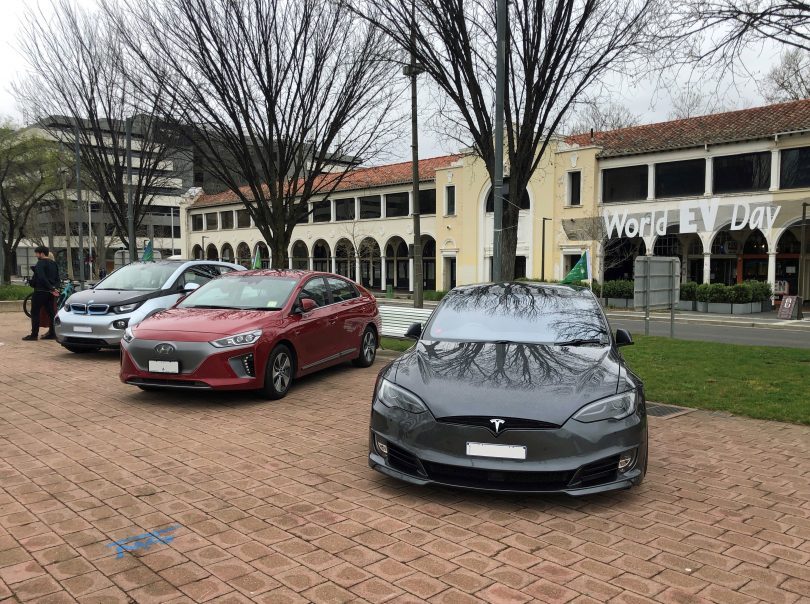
[239,307,282,311]
[554,338,606,347]
[184,304,231,309]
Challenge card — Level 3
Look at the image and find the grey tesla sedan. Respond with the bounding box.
[369,282,647,496]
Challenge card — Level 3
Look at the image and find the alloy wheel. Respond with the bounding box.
[272,352,291,392]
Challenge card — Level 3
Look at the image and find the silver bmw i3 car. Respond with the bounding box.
[54,260,244,353]
[369,282,647,496]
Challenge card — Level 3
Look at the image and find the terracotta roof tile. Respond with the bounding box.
[566,99,810,158]
[191,154,464,208]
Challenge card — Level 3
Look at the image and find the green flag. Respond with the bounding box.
[252,246,262,269]
[141,239,154,262]
[562,250,590,284]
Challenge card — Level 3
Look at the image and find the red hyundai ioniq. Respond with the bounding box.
[120,270,381,398]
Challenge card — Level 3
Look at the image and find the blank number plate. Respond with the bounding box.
[466,442,526,460]
[148,360,179,374]
[73,326,92,333]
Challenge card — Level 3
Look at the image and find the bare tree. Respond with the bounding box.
[569,100,640,134]
[15,0,182,268]
[107,0,402,269]
[762,48,810,101]
[685,0,810,58]
[358,0,668,280]
[0,126,62,283]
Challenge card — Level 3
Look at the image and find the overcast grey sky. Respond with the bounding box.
[0,0,787,161]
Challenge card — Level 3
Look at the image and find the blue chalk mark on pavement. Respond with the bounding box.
[107,524,180,558]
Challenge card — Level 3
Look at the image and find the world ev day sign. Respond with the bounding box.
[603,200,781,238]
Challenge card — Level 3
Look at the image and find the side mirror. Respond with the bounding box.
[615,328,633,347]
[405,322,422,340]
[299,298,317,313]
[182,282,201,293]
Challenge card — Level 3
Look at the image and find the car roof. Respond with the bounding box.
[221,269,345,281]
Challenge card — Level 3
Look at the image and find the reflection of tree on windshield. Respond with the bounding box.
[408,340,611,392]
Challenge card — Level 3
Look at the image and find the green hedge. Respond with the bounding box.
[0,284,33,300]
[423,290,447,301]
[744,280,772,302]
[602,280,634,299]
[729,283,753,304]
[680,281,698,302]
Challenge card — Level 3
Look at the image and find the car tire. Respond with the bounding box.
[262,344,294,399]
[63,345,100,354]
[353,327,377,368]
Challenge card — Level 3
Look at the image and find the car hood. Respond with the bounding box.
[133,307,282,340]
[387,340,631,426]
[67,288,164,306]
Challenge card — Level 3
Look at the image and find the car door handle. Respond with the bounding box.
[328,319,337,325]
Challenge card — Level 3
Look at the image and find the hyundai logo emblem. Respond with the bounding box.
[490,418,505,434]
[154,343,176,355]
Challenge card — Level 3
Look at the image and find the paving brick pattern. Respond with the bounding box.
[1,315,809,603]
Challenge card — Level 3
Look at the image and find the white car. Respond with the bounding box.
[54,260,246,353]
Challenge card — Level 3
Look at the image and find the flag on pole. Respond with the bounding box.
[562,250,591,284]
[251,246,262,269]
[141,239,154,262]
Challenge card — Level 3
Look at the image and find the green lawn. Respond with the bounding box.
[380,335,810,425]
[0,284,33,300]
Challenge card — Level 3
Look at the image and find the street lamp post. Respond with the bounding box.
[800,201,809,304]
[60,168,74,281]
[404,0,426,308]
[541,217,552,282]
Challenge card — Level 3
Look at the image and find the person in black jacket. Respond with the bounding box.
[23,246,60,341]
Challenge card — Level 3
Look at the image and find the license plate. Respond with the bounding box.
[466,442,526,460]
[148,360,179,374]
[73,326,92,333]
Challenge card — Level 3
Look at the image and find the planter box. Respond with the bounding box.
[0,300,24,313]
[606,298,629,308]
[761,300,771,312]
[696,301,708,312]
[731,303,753,315]
[677,300,695,311]
[707,302,733,314]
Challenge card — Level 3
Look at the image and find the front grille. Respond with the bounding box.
[88,304,110,315]
[70,303,87,314]
[570,455,619,488]
[421,461,574,491]
[436,416,559,435]
[387,443,425,477]
[63,336,111,346]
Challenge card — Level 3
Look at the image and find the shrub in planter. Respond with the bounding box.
[744,280,771,303]
[706,283,730,303]
[680,281,698,302]
[696,283,711,302]
[729,284,752,304]
[423,290,447,301]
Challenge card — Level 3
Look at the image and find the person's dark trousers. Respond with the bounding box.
[30,291,56,337]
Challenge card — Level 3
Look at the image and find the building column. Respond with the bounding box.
[647,163,655,200]
[704,157,712,196]
[308,256,314,271]
[380,254,387,290]
[408,191,414,215]
[703,252,711,284]
[769,149,780,191]
[288,254,293,269]
[330,255,337,274]
[767,250,777,299]
[355,256,361,284]
[408,258,414,292]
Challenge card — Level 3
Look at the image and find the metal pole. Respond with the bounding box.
[88,195,93,280]
[126,117,135,263]
[670,258,675,339]
[492,0,507,282]
[75,124,85,287]
[800,201,808,303]
[62,171,74,281]
[170,207,175,256]
[541,217,550,281]
[644,257,650,336]
[409,0,423,308]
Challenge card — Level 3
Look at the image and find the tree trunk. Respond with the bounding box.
[3,246,13,284]
[271,236,289,269]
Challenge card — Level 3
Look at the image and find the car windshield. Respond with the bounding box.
[425,284,608,345]
[96,263,179,291]
[178,275,298,310]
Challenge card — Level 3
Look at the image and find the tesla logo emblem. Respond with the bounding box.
[154,343,175,355]
[490,419,505,434]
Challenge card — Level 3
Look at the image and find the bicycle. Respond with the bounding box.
[23,279,78,318]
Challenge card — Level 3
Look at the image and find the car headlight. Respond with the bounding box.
[113,302,143,314]
[376,378,428,414]
[123,327,135,343]
[573,390,638,423]
[210,329,262,348]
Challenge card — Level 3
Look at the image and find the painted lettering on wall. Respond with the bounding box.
[604,201,781,238]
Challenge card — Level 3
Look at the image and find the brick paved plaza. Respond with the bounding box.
[1,314,809,603]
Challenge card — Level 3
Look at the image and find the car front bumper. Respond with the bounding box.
[54,309,130,348]
[120,338,262,391]
[369,400,647,496]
